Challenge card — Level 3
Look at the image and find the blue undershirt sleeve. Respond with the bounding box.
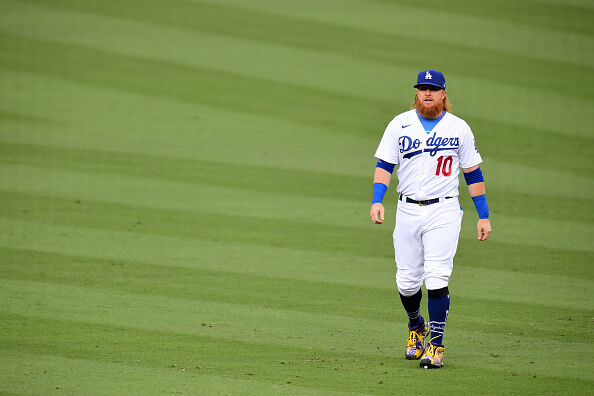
[463,167,484,185]
[376,159,395,174]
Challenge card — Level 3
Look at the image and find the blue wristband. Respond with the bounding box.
[372,183,388,204]
[464,167,484,185]
[471,194,489,219]
[376,159,395,174]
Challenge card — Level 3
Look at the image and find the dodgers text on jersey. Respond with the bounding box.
[399,132,460,158]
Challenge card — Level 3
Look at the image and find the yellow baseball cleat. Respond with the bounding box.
[405,320,429,360]
[419,343,444,368]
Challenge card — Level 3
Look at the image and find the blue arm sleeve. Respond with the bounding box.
[376,159,395,174]
[471,194,489,219]
[372,183,388,204]
[463,167,484,185]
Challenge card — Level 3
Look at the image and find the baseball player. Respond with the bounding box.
[369,70,491,369]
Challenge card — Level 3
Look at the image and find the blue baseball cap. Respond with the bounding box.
[414,70,446,90]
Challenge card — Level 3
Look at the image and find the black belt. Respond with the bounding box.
[399,195,453,206]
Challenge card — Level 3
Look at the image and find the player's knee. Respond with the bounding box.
[425,275,449,291]
[424,263,451,289]
[396,276,423,296]
[395,265,424,296]
[397,285,422,297]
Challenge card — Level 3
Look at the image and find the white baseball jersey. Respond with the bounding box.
[375,110,482,200]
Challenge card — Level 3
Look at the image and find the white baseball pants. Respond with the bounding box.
[393,197,463,296]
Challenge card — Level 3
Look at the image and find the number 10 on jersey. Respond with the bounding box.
[436,156,453,176]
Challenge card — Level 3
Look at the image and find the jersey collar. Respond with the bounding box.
[415,110,446,133]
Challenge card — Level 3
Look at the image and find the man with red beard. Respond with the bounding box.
[369,70,492,369]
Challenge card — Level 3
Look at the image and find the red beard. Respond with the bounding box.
[415,97,444,119]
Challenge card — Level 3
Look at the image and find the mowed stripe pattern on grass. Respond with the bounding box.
[1,0,593,394]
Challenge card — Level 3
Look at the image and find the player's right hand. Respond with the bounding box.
[370,203,385,224]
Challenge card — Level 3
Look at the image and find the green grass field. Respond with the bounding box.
[1,0,593,394]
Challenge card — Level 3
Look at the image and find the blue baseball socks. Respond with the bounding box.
[427,287,450,346]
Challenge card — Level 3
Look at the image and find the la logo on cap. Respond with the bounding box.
[414,70,445,90]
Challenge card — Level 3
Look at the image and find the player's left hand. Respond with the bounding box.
[477,219,491,241]
[370,203,385,224]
